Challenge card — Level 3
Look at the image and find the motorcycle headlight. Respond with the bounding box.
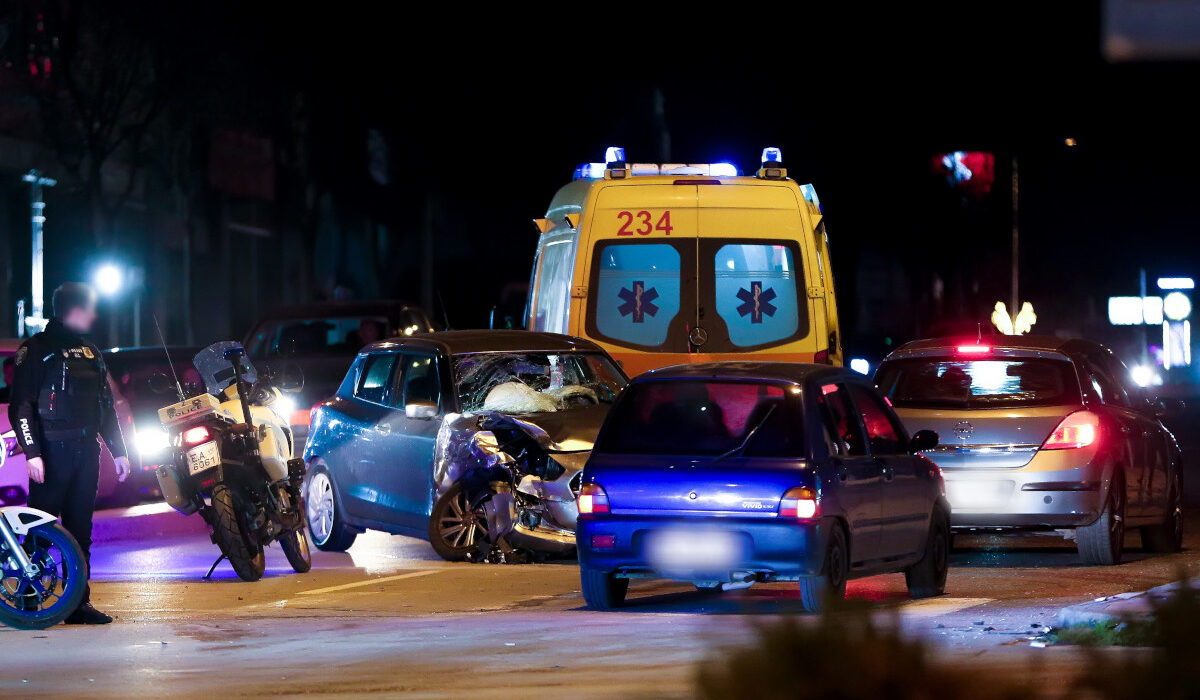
[271,395,297,423]
[135,426,170,457]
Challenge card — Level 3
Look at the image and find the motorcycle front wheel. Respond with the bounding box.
[279,528,312,573]
[210,485,266,581]
[0,522,88,629]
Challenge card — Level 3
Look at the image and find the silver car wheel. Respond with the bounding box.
[438,490,485,549]
[307,472,336,545]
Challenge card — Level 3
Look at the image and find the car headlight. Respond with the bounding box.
[135,427,170,457]
[272,395,297,423]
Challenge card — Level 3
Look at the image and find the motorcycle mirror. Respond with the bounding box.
[278,363,305,392]
[147,373,177,395]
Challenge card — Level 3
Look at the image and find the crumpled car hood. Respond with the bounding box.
[502,403,609,451]
[432,404,607,490]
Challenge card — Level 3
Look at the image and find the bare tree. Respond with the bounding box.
[35,1,170,249]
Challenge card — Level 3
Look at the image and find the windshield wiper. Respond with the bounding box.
[707,404,777,465]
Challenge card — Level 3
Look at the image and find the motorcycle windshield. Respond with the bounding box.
[193,341,257,396]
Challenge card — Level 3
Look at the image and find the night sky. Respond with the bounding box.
[9,4,1200,361]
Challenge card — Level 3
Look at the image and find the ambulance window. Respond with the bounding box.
[591,242,681,348]
[713,243,802,347]
[530,238,576,334]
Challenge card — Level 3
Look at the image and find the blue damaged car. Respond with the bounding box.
[575,362,948,611]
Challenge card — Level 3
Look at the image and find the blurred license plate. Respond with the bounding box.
[186,441,220,475]
[645,529,740,574]
[946,480,1013,509]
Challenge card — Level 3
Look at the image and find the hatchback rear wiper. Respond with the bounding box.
[707,404,777,465]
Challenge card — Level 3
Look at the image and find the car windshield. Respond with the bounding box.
[876,357,1081,409]
[454,352,626,413]
[595,379,802,457]
[246,316,390,358]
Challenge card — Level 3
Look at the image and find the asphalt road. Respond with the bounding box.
[2,505,1197,699]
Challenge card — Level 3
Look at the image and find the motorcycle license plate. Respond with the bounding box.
[186,441,220,475]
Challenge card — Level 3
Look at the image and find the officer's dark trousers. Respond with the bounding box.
[28,436,100,603]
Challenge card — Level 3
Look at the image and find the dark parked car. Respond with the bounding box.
[104,346,201,502]
[875,336,1184,565]
[243,300,436,455]
[302,330,628,561]
[576,362,947,611]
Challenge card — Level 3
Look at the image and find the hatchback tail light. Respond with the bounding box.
[957,344,991,354]
[181,426,213,448]
[577,482,610,515]
[1042,411,1100,450]
[779,486,819,519]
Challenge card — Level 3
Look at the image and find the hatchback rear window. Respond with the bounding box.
[876,357,1080,409]
[596,380,802,457]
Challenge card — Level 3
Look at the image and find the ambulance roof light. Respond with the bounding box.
[757,146,786,180]
[709,162,739,177]
[605,146,626,165]
[573,162,607,179]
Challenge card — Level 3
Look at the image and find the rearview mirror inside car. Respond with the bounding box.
[909,429,939,453]
[405,402,438,420]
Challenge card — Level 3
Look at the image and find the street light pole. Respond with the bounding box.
[1011,155,1019,326]
[21,169,57,336]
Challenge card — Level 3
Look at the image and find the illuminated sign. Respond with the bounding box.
[1163,291,1192,321]
[1157,277,1195,290]
[991,301,1037,335]
[1108,296,1165,325]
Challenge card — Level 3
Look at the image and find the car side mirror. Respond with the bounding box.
[909,429,939,453]
[405,402,438,420]
[1149,396,1185,418]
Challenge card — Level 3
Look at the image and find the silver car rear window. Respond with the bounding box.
[876,357,1080,409]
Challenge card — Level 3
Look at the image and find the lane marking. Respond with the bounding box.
[297,570,439,596]
[898,597,993,616]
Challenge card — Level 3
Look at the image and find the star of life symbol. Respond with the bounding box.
[736,281,777,323]
[618,281,659,323]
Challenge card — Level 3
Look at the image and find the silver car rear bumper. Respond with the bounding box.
[936,447,1108,530]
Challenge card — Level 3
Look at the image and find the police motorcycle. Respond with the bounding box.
[153,341,311,581]
[0,506,88,629]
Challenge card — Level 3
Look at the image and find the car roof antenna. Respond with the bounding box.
[154,315,185,402]
[976,323,983,345]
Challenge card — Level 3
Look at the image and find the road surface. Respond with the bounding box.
[2,504,1196,698]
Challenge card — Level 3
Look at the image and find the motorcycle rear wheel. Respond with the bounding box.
[0,522,88,630]
[279,528,312,573]
[211,485,266,581]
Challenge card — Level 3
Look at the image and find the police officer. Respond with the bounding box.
[7,282,130,624]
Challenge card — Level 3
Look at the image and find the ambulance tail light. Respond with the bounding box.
[814,349,831,365]
[1041,411,1101,450]
[578,482,610,515]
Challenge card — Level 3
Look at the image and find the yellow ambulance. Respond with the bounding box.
[526,147,841,377]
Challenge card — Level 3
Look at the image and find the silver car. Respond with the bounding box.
[875,336,1183,564]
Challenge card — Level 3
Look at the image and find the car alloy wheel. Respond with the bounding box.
[306,472,336,545]
[438,489,486,551]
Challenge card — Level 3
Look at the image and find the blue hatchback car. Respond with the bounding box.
[576,362,948,611]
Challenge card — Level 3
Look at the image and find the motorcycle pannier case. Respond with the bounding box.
[156,464,198,515]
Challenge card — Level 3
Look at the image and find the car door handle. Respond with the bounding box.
[377,423,392,435]
[879,463,894,481]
